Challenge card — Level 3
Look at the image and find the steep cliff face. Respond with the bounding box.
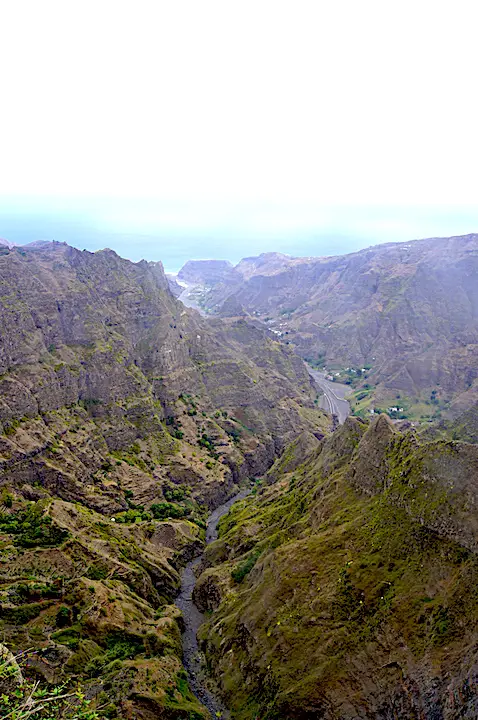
[234,252,296,281]
[177,259,239,286]
[196,416,478,719]
[0,242,329,506]
[185,235,478,413]
[0,241,329,718]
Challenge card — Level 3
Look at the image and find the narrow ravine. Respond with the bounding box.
[175,487,251,718]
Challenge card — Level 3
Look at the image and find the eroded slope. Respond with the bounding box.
[0,241,329,718]
[186,235,478,416]
[197,416,478,719]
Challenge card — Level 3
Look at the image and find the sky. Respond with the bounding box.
[1,1,477,271]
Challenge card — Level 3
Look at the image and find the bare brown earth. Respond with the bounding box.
[0,241,329,718]
[3,238,478,719]
[181,235,478,415]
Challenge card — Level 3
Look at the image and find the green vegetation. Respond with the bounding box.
[110,448,151,474]
[83,632,146,675]
[56,605,73,627]
[165,415,185,439]
[178,393,199,416]
[0,602,47,624]
[0,502,69,548]
[197,432,218,457]
[304,354,326,370]
[11,582,61,602]
[163,484,189,502]
[198,418,478,719]
[85,565,108,580]
[150,502,187,520]
[0,659,99,719]
[0,486,13,508]
[231,548,262,583]
[113,508,152,523]
[224,426,241,443]
[349,385,454,425]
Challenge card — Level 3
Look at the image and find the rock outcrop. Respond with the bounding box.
[0,240,330,718]
[0,241,330,509]
[180,234,478,416]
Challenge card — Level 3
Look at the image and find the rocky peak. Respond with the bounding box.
[177,258,238,285]
[347,414,398,494]
[235,251,294,279]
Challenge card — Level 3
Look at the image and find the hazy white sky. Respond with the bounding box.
[1,0,477,265]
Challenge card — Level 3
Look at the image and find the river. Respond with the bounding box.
[175,487,251,718]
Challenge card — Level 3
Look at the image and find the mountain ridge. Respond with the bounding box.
[2,234,478,718]
[0,239,329,718]
[196,415,478,718]
[177,233,478,421]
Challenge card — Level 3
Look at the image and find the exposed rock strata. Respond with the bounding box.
[0,241,329,718]
[180,235,478,411]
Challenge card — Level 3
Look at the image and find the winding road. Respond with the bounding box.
[307,368,350,424]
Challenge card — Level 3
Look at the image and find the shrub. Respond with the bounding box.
[198,433,215,451]
[56,605,72,628]
[14,582,61,602]
[114,509,151,523]
[225,427,241,443]
[231,549,262,584]
[4,419,21,436]
[163,485,186,502]
[0,602,46,624]
[0,502,69,548]
[150,502,187,520]
[0,647,98,718]
[0,487,13,508]
[86,565,108,580]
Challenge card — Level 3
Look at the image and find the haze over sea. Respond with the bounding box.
[2,199,478,272]
[2,3,478,271]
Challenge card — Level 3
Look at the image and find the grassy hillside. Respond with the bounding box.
[196,416,478,719]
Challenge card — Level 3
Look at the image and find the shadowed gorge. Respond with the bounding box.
[0,241,328,718]
[1,237,478,719]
